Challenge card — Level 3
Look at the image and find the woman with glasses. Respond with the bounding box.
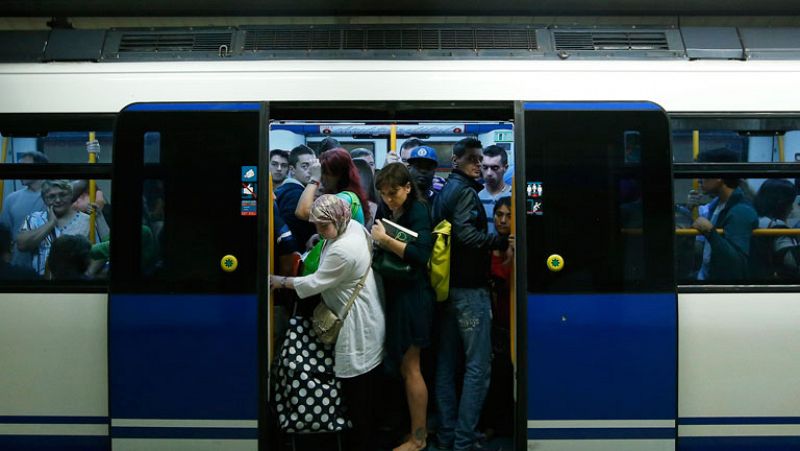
[17,179,109,277]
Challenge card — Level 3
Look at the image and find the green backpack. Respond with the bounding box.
[301,191,363,276]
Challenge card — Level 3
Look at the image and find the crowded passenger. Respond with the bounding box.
[478,145,512,235]
[16,180,109,276]
[0,151,48,269]
[269,194,385,451]
[269,149,291,190]
[691,148,758,281]
[406,145,441,204]
[295,148,370,227]
[750,179,800,280]
[350,148,375,174]
[371,163,435,451]
[275,145,318,250]
[317,137,341,155]
[0,224,37,280]
[47,234,91,280]
[432,137,511,451]
[353,158,379,229]
[481,196,514,439]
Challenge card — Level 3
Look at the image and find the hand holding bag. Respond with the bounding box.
[372,248,413,280]
[312,228,373,345]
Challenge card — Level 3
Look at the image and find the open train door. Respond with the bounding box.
[518,102,677,450]
[110,103,268,451]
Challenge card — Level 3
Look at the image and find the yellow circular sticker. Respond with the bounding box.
[546,254,564,272]
[221,255,238,272]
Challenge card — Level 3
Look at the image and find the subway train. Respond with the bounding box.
[1,23,800,451]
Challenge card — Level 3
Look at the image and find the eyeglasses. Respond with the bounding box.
[44,192,70,202]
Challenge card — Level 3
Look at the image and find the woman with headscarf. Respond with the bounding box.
[270,194,385,451]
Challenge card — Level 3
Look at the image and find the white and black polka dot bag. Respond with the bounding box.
[274,316,349,434]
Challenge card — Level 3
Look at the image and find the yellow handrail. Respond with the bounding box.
[88,132,98,244]
[778,135,785,162]
[691,130,700,220]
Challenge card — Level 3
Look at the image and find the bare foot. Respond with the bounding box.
[393,438,426,451]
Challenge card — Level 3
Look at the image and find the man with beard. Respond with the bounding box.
[407,145,442,204]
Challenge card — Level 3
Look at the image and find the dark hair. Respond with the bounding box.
[0,224,11,256]
[401,138,425,151]
[318,137,341,154]
[269,149,289,161]
[494,196,512,215]
[350,148,372,160]
[453,137,483,158]
[289,145,315,167]
[19,151,49,164]
[483,144,508,166]
[697,147,741,188]
[755,179,797,220]
[353,158,378,203]
[47,234,91,279]
[320,148,370,222]
[375,163,424,211]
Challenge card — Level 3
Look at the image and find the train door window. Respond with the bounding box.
[670,116,800,285]
[0,119,113,286]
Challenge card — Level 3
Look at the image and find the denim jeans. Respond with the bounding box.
[435,287,492,451]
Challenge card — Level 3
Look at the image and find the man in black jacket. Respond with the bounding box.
[432,138,510,451]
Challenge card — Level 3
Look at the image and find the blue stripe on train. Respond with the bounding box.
[528,427,675,440]
[528,293,677,421]
[0,436,108,451]
[111,427,258,439]
[109,294,258,420]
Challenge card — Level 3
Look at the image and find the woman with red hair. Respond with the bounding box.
[296,147,370,226]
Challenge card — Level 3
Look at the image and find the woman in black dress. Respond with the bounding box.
[371,163,435,451]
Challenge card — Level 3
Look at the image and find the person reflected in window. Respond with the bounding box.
[0,151,48,269]
[17,180,109,276]
[269,149,290,190]
[691,148,757,281]
[371,163,435,451]
[751,179,800,280]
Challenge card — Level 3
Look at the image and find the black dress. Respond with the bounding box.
[378,199,435,370]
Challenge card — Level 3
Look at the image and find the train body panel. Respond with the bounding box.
[1,61,800,113]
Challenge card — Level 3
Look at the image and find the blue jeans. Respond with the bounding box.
[435,287,492,451]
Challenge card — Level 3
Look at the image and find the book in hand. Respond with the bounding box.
[381,218,418,243]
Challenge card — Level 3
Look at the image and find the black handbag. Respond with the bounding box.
[372,248,413,280]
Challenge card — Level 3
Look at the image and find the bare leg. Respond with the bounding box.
[394,346,427,451]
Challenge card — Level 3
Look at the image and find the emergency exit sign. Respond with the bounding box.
[494,130,513,142]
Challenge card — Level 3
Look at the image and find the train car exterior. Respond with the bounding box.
[0,58,799,451]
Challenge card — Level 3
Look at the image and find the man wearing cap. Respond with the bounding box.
[478,145,512,234]
[407,145,442,204]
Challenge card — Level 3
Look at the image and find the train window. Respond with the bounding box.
[525,110,674,293]
[671,116,800,285]
[0,131,113,164]
[0,177,111,282]
[671,117,800,164]
[674,176,800,284]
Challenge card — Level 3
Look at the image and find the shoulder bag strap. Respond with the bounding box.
[339,227,373,320]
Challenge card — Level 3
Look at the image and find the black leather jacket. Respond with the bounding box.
[432,170,509,289]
